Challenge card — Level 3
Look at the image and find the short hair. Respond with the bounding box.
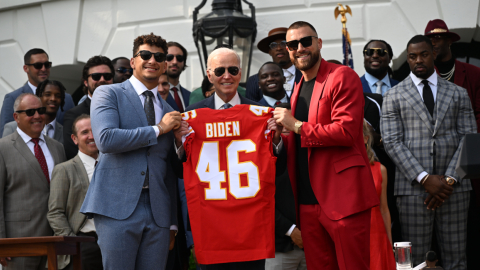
[72,114,91,137]
[201,75,214,98]
[426,251,437,262]
[407,35,433,51]
[133,33,168,57]
[13,93,41,112]
[207,47,240,70]
[167,41,188,68]
[36,79,67,112]
[363,40,394,59]
[82,55,114,82]
[111,57,129,66]
[287,21,317,35]
[258,61,284,76]
[24,48,49,64]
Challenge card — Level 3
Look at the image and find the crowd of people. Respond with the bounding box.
[0,17,478,270]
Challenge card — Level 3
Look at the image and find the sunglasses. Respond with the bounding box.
[88,73,113,81]
[364,48,389,57]
[15,107,46,116]
[135,50,166,62]
[269,41,287,50]
[166,54,184,62]
[26,61,52,69]
[116,67,133,74]
[429,35,447,42]
[212,66,240,77]
[286,36,317,50]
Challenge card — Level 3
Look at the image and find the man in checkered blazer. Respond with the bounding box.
[381,35,477,270]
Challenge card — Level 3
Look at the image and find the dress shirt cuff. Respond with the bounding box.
[273,137,283,154]
[152,126,160,137]
[175,141,185,159]
[285,224,296,236]
[170,225,178,231]
[445,175,457,182]
[416,171,428,183]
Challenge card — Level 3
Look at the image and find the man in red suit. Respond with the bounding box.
[273,21,379,270]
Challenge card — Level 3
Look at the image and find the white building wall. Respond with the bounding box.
[0,0,479,104]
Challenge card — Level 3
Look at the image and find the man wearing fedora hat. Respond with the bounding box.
[246,28,303,102]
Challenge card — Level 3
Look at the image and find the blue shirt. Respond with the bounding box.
[364,72,391,96]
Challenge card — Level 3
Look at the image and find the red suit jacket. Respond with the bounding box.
[286,59,379,221]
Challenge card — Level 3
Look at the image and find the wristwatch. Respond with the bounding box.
[294,121,303,134]
[444,176,455,186]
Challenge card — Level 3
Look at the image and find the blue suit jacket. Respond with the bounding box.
[0,83,75,137]
[246,68,302,102]
[360,75,399,94]
[166,86,190,112]
[80,80,178,228]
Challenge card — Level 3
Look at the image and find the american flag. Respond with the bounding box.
[342,28,353,69]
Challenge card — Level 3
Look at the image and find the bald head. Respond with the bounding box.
[206,48,242,103]
[207,48,240,70]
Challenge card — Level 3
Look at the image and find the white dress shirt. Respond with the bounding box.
[129,75,163,137]
[283,65,296,97]
[214,92,241,109]
[28,81,37,95]
[129,75,177,231]
[78,151,98,233]
[43,118,56,138]
[169,83,186,109]
[262,94,289,107]
[16,127,54,179]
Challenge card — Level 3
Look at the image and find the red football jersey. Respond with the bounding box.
[182,104,276,264]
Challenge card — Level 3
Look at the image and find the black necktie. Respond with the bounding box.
[422,80,435,117]
[142,91,155,187]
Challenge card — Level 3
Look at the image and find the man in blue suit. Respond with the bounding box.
[360,40,399,96]
[80,33,183,270]
[165,42,190,112]
[0,48,74,137]
[246,27,302,102]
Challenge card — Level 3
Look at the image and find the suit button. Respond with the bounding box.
[141,171,145,175]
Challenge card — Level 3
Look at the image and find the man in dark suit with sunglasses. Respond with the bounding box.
[63,56,114,160]
[0,48,75,137]
[246,27,303,102]
[165,42,190,113]
[112,57,133,83]
[273,21,378,270]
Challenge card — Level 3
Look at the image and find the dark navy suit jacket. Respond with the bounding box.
[0,83,75,137]
[360,75,399,94]
[246,68,302,102]
[166,86,190,112]
[186,93,260,111]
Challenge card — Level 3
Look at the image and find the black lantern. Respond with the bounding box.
[193,0,257,84]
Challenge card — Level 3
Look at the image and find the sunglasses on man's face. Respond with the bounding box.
[88,73,113,81]
[26,61,52,70]
[269,41,287,50]
[212,66,240,77]
[166,54,184,62]
[15,107,46,117]
[285,36,317,51]
[135,50,166,62]
[364,48,389,57]
[116,67,133,74]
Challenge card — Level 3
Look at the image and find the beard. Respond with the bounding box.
[365,65,388,78]
[292,49,320,71]
[88,81,109,96]
[167,66,182,79]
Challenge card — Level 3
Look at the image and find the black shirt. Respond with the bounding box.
[294,77,319,205]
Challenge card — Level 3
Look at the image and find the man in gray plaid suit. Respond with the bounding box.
[381,35,477,270]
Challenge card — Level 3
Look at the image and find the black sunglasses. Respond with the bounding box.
[286,36,317,50]
[135,50,166,62]
[26,61,52,70]
[116,67,133,74]
[88,73,113,81]
[15,107,46,116]
[364,48,389,57]
[166,54,184,62]
[212,66,240,77]
[269,41,287,50]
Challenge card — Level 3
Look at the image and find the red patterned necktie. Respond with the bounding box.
[31,138,49,182]
[172,87,184,113]
[275,100,282,106]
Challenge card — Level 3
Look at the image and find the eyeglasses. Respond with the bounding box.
[285,36,317,50]
[364,48,389,57]
[26,61,52,69]
[211,66,240,77]
[135,50,166,62]
[269,41,287,50]
[88,73,113,81]
[15,107,46,116]
[166,54,184,62]
[116,67,133,74]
